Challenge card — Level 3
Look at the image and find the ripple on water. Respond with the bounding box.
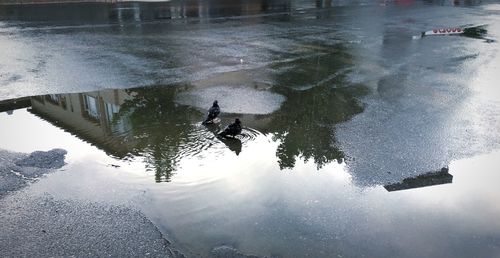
[106,120,266,182]
[188,124,265,157]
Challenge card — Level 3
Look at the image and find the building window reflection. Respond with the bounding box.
[45,94,67,110]
[47,94,60,103]
[105,102,120,123]
[83,94,100,120]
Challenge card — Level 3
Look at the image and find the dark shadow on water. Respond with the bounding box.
[217,136,242,156]
[384,167,452,192]
[203,122,242,156]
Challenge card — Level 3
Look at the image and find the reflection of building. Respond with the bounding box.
[0,97,31,113]
[27,90,135,157]
[108,0,291,22]
[0,0,292,23]
[384,167,453,192]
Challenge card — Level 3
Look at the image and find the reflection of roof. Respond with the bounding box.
[27,107,131,159]
[384,167,453,192]
[0,97,31,113]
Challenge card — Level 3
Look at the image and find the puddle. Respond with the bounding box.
[1,1,500,256]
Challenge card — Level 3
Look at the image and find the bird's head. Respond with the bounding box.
[213,100,218,106]
[235,118,241,124]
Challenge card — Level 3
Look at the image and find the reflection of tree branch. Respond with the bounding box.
[117,86,202,182]
[269,47,368,170]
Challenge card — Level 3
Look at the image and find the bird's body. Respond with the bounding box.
[219,118,242,138]
[202,101,220,125]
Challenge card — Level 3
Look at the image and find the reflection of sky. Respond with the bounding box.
[2,2,500,257]
[0,109,106,161]
[1,108,500,257]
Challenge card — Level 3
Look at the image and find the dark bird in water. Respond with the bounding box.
[202,100,220,125]
[219,118,242,138]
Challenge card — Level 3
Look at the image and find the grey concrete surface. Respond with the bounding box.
[211,245,262,258]
[0,148,184,258]
[0,193,183,257]
[0,149,66,198]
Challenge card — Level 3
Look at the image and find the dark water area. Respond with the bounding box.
[1,76,366,182]
[1,0,500,257]
[0,0,292,24]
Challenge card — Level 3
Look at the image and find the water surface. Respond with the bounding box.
[1,1,500,257]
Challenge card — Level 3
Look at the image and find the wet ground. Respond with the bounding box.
[0,149,181,257]
[1,0,500,257]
